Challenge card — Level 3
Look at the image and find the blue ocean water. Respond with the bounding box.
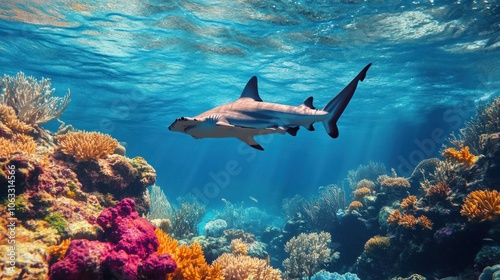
[0,0,499,209]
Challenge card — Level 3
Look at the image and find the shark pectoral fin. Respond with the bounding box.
[286,127,300,136]
[237,136,264,151]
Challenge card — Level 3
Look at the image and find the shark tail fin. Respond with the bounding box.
[321,63,371,138]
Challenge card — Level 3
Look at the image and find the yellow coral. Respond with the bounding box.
[155,228,222,280]
[357,179,375,189]
[213,253,282,280]
[0,104,33,135]
[442,146,477,167]
[348,201,363,212]
[57,131,119,162]
[416,215,433,230]
[364,235,390,253]
[48,238,71,262]
[461,189,500,222]
[380,177,410,188]
[230,238,248,256]
[401,195,419,210]
[353,187,371,200]
[0,134,37,156]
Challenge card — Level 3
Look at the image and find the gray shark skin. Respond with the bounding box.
[169,63,372,150]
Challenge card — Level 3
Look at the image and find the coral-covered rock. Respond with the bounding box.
[69,155,156,215]
[49,199,176,280]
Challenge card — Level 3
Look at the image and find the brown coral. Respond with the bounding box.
[348,201,363,212]
[364,235,391,253]
[0,134,37,156]
[155,228,222,280]
[57,131,119,162]
[354,187,371,200]
[442,146,477,167]
[380,177,410,188]
[213,253,282,280]
[401,195,419,210]
[460,189,500,222]
[0,104,33,136]
[425,181,451,198]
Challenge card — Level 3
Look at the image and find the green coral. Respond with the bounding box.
[44,213,67,234]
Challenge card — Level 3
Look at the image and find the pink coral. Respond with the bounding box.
[49,198,176,280]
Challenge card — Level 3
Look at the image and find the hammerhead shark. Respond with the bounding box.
[169,63,371,150]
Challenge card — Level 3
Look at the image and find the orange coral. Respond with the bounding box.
[401,195,419,210]
[0,134,37,156]
[425,181,451,198]
[416,215,433,230]
[155,228,222,280]
[348,201,363,212]
[460,189,500,222]
[387,209,402,225]
[354,187,371,200]
[398,214,417,229]
[48,239,71,262]
[442,146,477,167]
[230,238,248,256]
[57,131,119,162]
[364,235,391,253]
[0,104,33,135]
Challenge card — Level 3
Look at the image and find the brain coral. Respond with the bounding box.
[57,131,119,162]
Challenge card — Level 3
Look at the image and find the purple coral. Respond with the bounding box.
[49,198,176,280]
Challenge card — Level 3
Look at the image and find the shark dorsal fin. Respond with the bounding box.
[239,76,263,101]
[299,96,316,109]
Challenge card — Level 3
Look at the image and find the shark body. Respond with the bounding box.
[169,63,371,150]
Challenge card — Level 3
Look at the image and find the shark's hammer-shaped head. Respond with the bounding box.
[168,117,196,133]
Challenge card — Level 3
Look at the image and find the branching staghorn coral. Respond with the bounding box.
[0,104,33,136]
[0,134,37,156]
[57,131,119,162]
[214,253,282,280]
[461,189,500,222]
[283,231,333,279]
[0,72,70,124]
[146,184,173,221]
[302,184,345,232]
[447,96,500,154]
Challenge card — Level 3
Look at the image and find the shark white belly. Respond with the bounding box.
[169,63,371,150]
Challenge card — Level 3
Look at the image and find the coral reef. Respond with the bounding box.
[49,198,176,280]
[348,201,363,213]
[0,104,33,136]
[57,131,119,162]
[147,184,173,220]
[0,72,70,124]
[347,161,387,191]
[283,231,335,279]
[308,271,361,280]
[204,219,228,238]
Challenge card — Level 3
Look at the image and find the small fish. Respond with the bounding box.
[221,198,228,204]
[249,196,258,203]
